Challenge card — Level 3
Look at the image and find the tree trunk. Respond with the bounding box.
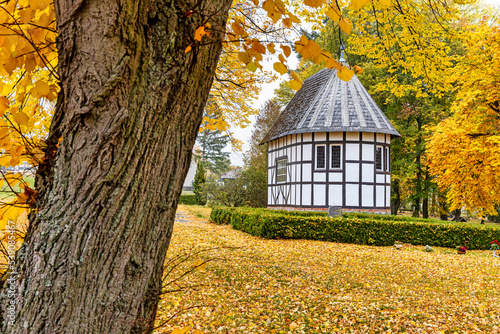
[391,179,401,215]
[422,197,429,219]
[0,0,232,333]
[438,188,448,220]
[412,195,420,218]
[454,208,462,222]
[412,117,423,218]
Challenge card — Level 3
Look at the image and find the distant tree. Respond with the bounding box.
[204,176,246,207]
[240,100,282,207]
[427,23,500,218]
[192,162,207,205]
[194,126,231,178]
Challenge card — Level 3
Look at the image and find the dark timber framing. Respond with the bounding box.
[267,131,392,210]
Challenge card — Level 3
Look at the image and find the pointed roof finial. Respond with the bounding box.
[339,43,346,63]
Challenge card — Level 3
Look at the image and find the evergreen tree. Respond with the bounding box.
[195,128,231,178]
[192,161,207,205]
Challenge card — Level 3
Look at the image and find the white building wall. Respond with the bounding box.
[267,131,392,211]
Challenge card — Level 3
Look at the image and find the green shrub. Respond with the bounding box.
[179,194,198,205]
[209,207,500,250]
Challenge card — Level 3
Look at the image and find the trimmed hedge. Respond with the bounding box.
[210,207,500,250]
[179,194,198,205]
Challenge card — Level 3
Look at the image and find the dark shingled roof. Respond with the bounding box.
[261,68,401,144]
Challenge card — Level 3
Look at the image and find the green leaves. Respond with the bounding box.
[211,207,500,249]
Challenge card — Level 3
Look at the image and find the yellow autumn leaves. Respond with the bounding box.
[188,0,377,90]
[157,206,500,333]
[0,0,58,251]
[427,23,500,217]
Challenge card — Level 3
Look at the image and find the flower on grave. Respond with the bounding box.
[424,245,433,252]
[459,246,467,253]
[491,240,499,250]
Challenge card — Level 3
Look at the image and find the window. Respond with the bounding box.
[385,147,390,171]
[276,158,287,183]
[330,145,341,169]
[316,145,326,169]
[375,146,383,170]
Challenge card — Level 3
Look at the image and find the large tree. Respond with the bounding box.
[0,0,492,333]
[0,0,232,333]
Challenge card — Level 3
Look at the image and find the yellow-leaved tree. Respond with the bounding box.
[0,0,493,332]
[427,22,500,217]
[0,0,57,272]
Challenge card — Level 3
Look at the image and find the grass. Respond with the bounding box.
[156,205,500,333]
[0,176,34,201]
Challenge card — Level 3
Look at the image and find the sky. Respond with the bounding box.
[228,0,500,166]
[229,53,299,166]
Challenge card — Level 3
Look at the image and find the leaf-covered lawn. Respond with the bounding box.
[155,206,500,333]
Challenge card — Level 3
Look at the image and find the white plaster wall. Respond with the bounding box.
[345,143,359,160]
[314,172,326,182]
[362,164,374,183]
[345,163,359,182]
[267,132,392,209]
[302,184,311,205]
[386,186,390,206]
[329,172,342,182]
[296,184,301,206]
[302,163,311,182]
[314,184,326,206]
[329,185,342,206]
[303,144,312,160]
[362,185,374,207]
[346,184,359,206]
[376,186,385,207]
[362,144,374,161]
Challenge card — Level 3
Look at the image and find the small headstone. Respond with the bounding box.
[328,206,342,218]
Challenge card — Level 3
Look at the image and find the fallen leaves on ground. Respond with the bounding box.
[155,205,500,333]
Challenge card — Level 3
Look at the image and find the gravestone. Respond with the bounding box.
[328,206,342,218]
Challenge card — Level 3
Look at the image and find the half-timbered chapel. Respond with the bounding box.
[261,61,401,213]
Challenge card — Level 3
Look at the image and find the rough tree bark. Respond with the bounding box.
[0,0,232,333]
[390,179,401,215]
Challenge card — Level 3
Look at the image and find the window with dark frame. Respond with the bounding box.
[385,147,390,171]
[331,145,341,169]
[276,158,287,183]
[375,146,383,170]
[316,145,326,169]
